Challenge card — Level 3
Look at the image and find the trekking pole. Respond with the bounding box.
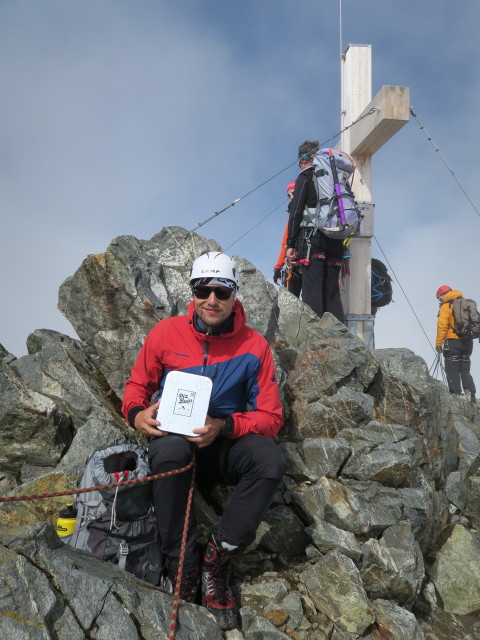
[328,149,347,227]
[429,352,448,386]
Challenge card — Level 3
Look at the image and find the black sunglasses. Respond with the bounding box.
[193,285,233,301]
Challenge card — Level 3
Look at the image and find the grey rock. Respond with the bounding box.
[301,314,380,389]
[430,524,480,615]
[369,599,425,639]
[322,386,374,424]
[445,471,468,511]
[0,361,73,475]
[235,256,279,343]
[305,519,362,562]
[341,439,416,487]
[398,483,450,556]
[299,550,375,634]
[451,414,480,472]
[282,437,350,482]
[256,505,310,556]
[278,592,308,630]
[360,522,424,607]
[12,329,126,430]
[372,349,458,485]
[240,605,292,639]
[0,522,223,639]
[291,476,403,536]
[0,342,16,364]
[239,578,290,601]
[0,471,75,530]
[286,397,358,439]
[58,232,180,395]
[464,474,480,529]
[273,286,319,350]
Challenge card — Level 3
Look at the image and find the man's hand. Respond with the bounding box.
[273,268,282,285]
[436,346,442,353]
[186,415,222,449]
[286,247,297,260]
[133,400,167,437]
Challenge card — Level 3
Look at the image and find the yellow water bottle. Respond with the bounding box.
[56,503,77,542]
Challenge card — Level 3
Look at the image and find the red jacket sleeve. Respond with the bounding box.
[274,222,289,269]
[122,325,164,418]
[230,337,283,439]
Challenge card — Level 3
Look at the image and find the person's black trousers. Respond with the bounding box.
[443,338,476,396]
[300,231,345,322]
[148,433,287,572]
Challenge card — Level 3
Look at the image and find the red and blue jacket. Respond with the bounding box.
[122,300,283,439]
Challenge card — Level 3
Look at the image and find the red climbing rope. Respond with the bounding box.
[169,453,196,640]
[0,459,194,503]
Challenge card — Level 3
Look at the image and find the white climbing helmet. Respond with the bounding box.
[189,252,239,288]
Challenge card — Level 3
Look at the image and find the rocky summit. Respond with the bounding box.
[1,225,480,639]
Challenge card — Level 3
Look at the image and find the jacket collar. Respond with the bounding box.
[187,299,247,338]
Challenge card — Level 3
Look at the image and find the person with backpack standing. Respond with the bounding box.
[285,140,345,322]
[436,285,477,402]
[273,180,302,298]
[122,252,286,631]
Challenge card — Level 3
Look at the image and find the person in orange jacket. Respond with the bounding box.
[273,181,302,298]
[436,285,476,402]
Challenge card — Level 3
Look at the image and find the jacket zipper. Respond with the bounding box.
[200,340,210,376]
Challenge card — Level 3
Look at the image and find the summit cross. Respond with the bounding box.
[338,44,410,347]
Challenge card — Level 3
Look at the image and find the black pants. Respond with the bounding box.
[148,433,287,572]
[300,231,345,322]
[443,338,476,396]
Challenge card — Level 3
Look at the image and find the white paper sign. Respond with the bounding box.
[156,371,213,437]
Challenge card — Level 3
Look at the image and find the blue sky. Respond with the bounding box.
[1,1,480,387]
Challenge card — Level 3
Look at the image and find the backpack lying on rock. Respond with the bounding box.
[68,443,162,585]
[450,297,480,339]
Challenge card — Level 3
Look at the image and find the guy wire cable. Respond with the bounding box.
[190,107,378,233]
[224,200,287,253]
[373,235,436,355]
[410,107,480,219]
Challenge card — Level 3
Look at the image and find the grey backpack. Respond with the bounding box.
[451,298,480,340]
[303,148,362,240]
[68,443,162,585]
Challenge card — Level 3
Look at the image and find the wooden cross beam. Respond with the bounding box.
[338,45,410,346]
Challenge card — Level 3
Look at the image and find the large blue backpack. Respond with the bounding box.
[305,148,362,241]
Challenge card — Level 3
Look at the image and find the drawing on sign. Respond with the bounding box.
[174,389,196,417]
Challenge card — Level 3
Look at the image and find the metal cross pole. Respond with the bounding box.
[338,44,410,347]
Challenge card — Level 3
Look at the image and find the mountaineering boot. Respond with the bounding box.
[202,534,240,630]
[165,566,201,603]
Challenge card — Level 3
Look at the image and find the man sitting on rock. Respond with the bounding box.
[122,251,286,630]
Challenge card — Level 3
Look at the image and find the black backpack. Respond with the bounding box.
[67,443,162,584]
[450,298,480,339]
[371,259,393,309]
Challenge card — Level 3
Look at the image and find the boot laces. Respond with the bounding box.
[205,545,236,607]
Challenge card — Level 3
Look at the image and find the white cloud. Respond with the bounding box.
[1,0,479,397]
